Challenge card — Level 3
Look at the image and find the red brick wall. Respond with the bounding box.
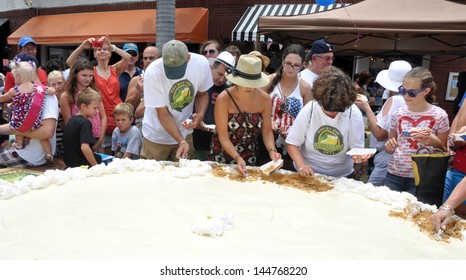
[430,56,466,122]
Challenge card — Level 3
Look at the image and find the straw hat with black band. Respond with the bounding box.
[225,54,269,88]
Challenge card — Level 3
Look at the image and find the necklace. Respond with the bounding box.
[96,66,110,78]
[277,77,299,100]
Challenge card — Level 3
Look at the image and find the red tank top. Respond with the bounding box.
[93,66,121,135]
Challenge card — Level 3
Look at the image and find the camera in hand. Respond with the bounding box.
[92,40,103,48]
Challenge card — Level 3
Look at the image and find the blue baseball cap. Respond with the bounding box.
[18,36,36,47]
[123,43,139,55]
[310,39,334,55]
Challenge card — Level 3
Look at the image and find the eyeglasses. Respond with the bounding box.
[316,55,335,62]
[127,51,138,57]
[202,49,217,55]
[283,61,302,70]
[143,56,157,61]
[398,86,426,98]
[21,46,37,52]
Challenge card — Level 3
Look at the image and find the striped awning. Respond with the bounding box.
[232,4,346,42]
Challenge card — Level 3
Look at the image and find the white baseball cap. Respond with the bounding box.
[209,51,236,69]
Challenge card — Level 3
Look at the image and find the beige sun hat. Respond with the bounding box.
[225,54,269,88]
[249,50,270,69]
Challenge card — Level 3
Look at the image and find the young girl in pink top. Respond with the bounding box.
[60,59,107,152]
[384,67,450,195]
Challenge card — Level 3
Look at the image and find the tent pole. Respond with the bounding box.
[255,30,260,51]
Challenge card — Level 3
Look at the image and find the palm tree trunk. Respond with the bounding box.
[156,0,176,49]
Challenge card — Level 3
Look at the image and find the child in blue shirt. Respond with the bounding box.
[111,103,142,159]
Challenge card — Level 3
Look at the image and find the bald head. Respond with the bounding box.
[142,46,160,70]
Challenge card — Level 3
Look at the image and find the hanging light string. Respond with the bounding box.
[338,0,361,47]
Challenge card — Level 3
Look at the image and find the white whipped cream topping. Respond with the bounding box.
[0,159,465,260]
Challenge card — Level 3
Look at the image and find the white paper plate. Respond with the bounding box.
[346,148,377,156]
[204,124,216,131]
[452,133,466,142]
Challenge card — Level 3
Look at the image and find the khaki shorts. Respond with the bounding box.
[140,134,195,161]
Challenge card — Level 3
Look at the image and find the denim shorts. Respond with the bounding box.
[384,172,416,195]
[443,169,466,205]
[368,150,391,186]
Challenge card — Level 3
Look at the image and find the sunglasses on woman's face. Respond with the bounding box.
[398,86,426,98]
[202,49,217,55]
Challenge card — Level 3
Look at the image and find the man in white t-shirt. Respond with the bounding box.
[0,94,59,167]
[300,39,335,87]
[142,40,213,160]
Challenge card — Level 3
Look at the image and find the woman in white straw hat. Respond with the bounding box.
[208,54,281,176]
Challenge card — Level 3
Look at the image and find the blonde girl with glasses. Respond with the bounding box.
[384,67,449,195]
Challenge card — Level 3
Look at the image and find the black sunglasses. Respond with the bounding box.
[202,49,217,55]
[398,86,426,98]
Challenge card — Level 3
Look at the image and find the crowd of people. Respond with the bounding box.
[0,35,465,231]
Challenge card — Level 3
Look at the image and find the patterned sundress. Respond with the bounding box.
[208,89,263,165]
[10,83,46,132]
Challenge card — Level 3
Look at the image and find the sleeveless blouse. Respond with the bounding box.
[208,90,263,166]
[94,66,121,134]
[270,79,303,138]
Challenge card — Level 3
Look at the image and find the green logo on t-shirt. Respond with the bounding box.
[313,125,344,155]
[169,79,195,112]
